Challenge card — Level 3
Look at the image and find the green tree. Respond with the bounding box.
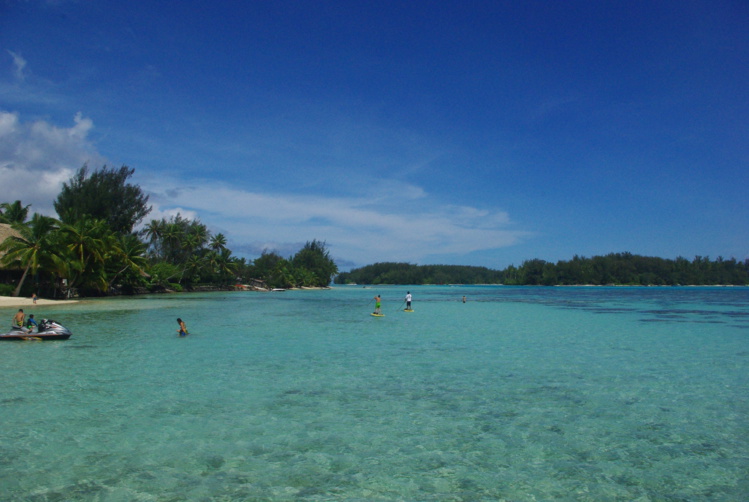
[251,251,288,288]
[143,215,206,263]
[206,248,236,283]
[291,240,338,287]
[210,233,227,251]
[54,164,151,235]
[182,254,206,284]
[0,200,31,225]
[141,214,237,286]
[143,219,165,257]
[58,217,118,295]
[0,213,60,296]
[272,260,296,289]
[148,262,182,289]
[106,234,148,291]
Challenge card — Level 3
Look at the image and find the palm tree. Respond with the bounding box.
[214,248,237,282]
[107,234,148,289]
[188,222,209,249]
[210,233,227,251]
[0,200,31,225]
[161,222,183,263]
[272,261,296,289]
[182,253,207,284]
[58,217,117,294]
[143,219,165,259]
[0,213,59,296]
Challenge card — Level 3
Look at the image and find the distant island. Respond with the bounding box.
[334,253,749,286]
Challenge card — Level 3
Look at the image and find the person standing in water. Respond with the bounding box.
[177,318,188,337]
[373,295,382,315]
[405,291,412,310]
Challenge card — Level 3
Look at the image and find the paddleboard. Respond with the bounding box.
[403,309,414,312]
[371,313,385,317]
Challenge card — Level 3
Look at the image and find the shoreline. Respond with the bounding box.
[2,283,741,308]
[0,296,79,308]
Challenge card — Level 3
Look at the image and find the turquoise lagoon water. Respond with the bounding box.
[1,286,748,501]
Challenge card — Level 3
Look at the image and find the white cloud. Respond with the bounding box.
[0,110,105,215]
[143,176,530,266]
[7,50,27,81]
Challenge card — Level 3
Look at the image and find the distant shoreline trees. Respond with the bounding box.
[335,263,503,285]
[244,240,338,289]
[335,253,749,286]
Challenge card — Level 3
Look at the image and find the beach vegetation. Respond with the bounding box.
[0,213,60,296]
[142,214,239,288]
[238,242,338,289]
[147,262,181,288]
[291,239,338,287]
[55,216,122,296]
[246,251,286,288]
[1,168,336,296]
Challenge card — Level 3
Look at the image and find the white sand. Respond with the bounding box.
[0,296,79,307]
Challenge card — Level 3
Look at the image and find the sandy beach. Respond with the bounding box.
[0,296,79,307]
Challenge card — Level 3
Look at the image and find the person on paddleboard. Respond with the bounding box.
[373,295,382,315]
[405,291,412,310]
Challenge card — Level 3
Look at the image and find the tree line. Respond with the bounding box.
[504,253,749,286]
[0,165,337,297]
[335,253,749,286]
[335,263,503,285]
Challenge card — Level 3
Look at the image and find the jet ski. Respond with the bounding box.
[0,319,72,341]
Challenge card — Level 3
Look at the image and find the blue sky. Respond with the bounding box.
[1,1,747,270]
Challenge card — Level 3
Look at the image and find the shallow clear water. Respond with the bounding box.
[2,286,748,501]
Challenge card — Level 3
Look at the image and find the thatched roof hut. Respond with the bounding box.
[0,223,23,265]
[0,223,21,239]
